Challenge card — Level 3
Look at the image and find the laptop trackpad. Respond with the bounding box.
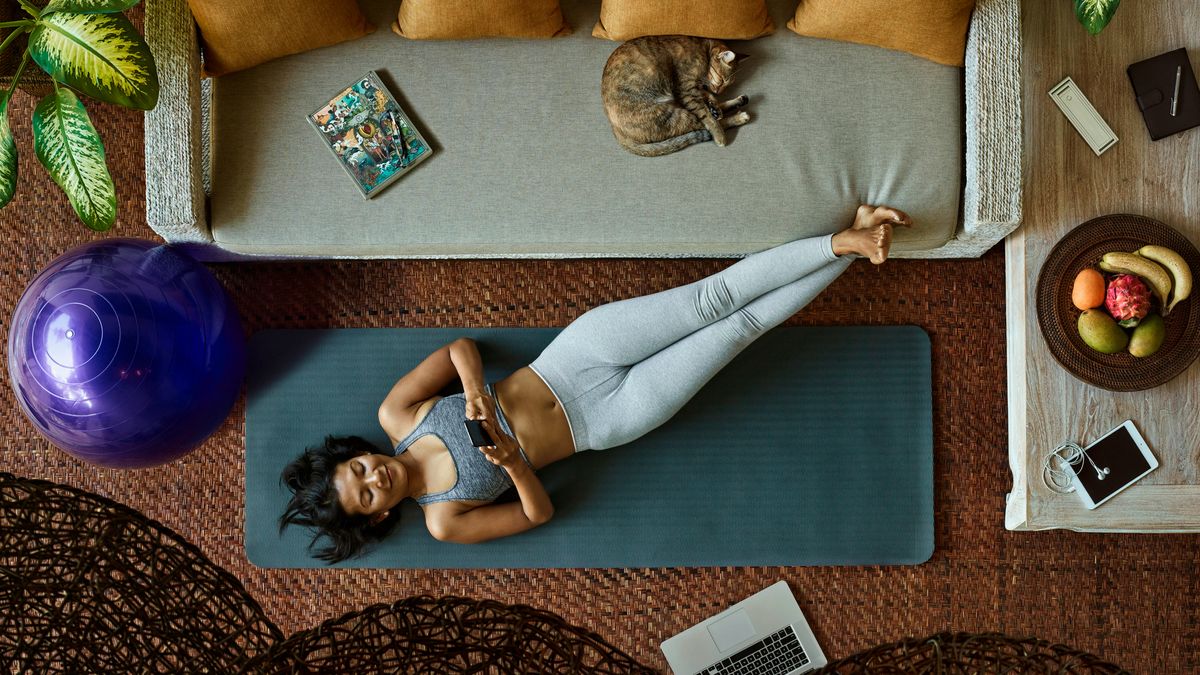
[708,609,756,652]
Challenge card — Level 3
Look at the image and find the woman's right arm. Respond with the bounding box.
[378,337,482,441]
[423,418,555,544]
[424,466,555,544]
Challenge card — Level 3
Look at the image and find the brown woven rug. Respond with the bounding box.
[0,83,1196,673]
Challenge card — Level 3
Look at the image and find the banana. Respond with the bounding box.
[1137,245,1192,315]
[1099,252,1172,309]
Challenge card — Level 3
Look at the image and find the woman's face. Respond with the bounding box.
[332,453,407,522]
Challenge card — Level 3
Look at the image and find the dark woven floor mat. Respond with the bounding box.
[0,70,1196,672]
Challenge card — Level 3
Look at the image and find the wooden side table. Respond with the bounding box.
[1006,0,1200,531]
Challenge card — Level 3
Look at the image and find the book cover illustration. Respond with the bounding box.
[308,71,432,198]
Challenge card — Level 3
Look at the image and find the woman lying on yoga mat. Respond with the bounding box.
[281,205,911,562]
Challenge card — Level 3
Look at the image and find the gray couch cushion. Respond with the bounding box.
[209,0,961,257]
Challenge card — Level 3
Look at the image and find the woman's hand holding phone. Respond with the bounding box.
[461,382,523,470]
[463,388,495,422]
[476,419,522,469]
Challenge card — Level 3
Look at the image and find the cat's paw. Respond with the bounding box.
[724,111,751,127]
[733,95,749,108]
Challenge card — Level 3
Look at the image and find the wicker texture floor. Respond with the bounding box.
[0,92,1195,673]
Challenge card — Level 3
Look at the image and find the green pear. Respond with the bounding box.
[1077,309,1128,354]
[1128,314,1166,358]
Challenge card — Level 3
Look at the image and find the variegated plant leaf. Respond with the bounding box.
[44,0,141,14]
[0,97,16,209]
[1074,0,1121,35]
[29,11,158,110]
[33,89,116,230]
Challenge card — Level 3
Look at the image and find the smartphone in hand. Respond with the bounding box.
[463,419,494,447]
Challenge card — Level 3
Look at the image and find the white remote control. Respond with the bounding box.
[1049,77,1118,156]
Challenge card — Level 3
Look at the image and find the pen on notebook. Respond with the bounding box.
[1171,65,1182,117]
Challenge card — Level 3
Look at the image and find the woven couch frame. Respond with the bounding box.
[143,0,1022,261]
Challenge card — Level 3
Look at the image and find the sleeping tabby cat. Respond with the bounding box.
[601,36,751,157]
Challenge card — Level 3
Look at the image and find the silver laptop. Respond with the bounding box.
[661,581,827,675]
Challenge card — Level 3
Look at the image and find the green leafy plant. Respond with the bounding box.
[0,0,157,230]
[1074,0,1121,35]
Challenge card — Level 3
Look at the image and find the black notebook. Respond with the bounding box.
[1127,48,1200,141]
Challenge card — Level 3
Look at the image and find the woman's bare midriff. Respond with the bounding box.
[494,367,575,468]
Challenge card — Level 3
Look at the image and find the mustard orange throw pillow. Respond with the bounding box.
[787,0,975,67]
[392,0,571,40]
[188,0,374,76]
[593,0,774,42]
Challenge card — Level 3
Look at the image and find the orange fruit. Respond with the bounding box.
[1072,268,1106,310]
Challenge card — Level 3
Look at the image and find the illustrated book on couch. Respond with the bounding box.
[307,71,432,198]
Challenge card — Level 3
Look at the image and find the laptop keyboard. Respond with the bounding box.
[697,625,810,675]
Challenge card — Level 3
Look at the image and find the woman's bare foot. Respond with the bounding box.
[832,224,894,264]
[830,204,913,264]
[852,204,912,231]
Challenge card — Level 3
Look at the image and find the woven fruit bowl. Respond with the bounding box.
[1036,214,1200,392]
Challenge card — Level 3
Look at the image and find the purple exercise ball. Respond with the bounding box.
[7,239,245,469]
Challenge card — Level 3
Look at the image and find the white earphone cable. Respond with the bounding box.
[1042,440,1111,494]
[1042,442,1083,494]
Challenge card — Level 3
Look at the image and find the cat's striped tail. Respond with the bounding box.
[621,129,712,157]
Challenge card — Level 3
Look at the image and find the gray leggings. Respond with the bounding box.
[529,234,852,451]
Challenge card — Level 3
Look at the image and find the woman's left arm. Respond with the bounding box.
[379,338,491,441]
[448,339,501,424]
[448,338,487,401]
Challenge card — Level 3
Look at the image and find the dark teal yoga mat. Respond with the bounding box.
[246,327,933,568]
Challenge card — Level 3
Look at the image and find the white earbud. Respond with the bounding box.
[1083,452,1109,481]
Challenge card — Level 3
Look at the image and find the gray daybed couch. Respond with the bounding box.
[144,0,1021,260]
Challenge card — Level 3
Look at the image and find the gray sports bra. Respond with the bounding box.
[394,384,531,505]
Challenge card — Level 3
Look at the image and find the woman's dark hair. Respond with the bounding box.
[279,435,400,564]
